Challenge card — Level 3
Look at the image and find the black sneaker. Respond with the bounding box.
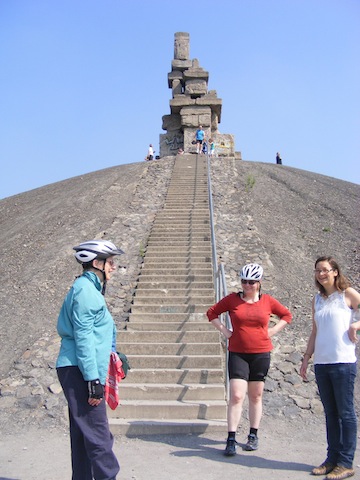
[224,438,237,456]
[243,433,258,451]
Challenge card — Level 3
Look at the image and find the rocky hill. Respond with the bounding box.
[0,156,359,432]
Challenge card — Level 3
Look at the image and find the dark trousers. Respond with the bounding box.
[57,366,120,480]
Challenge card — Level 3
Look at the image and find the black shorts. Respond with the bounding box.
[196,139,203,145]
[228,351,271,382]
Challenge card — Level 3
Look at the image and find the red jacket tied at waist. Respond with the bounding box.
[105,352,126,410]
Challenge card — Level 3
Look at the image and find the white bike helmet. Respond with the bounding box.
[73,239,124,264]
[240,263,263,281]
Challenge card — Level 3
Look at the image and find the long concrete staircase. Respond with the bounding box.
[109,154,227,436]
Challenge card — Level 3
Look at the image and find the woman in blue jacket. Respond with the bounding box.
[56,239,124,480]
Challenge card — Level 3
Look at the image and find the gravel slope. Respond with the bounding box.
[1,157,359,394]
[0,157,359,480]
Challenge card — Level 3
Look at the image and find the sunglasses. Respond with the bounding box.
[105,259,116,267]
[241,279,258,285]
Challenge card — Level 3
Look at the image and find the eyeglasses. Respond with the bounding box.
[241,279,258,285]
[314,268,333,274]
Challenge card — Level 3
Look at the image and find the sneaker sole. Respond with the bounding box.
[224,451,236,456]
[243,445,258,451]
[224,447,237,456]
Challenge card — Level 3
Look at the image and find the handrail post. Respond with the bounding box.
[207,154,219,299]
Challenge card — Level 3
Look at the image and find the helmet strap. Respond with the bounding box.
[91,259,107,296]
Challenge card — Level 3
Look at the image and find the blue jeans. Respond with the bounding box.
[315,362,357,469]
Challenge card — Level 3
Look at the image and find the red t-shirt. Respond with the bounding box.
[206,292,292,353]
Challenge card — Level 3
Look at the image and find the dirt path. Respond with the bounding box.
[1,418,359,480]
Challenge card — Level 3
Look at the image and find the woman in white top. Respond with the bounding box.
[300,256,360,480]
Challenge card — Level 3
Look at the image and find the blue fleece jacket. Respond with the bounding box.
[56,271,116,384]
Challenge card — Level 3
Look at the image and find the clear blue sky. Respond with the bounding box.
[1,0,359,199]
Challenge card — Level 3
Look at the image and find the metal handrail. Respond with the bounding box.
[206,154,231,400]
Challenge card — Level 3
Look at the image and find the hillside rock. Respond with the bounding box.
[0,157,359,433]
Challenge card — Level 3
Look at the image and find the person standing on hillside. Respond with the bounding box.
[209,138,215,157]
[195,125,205,154]
[56,239,125,480]
[146,144,155,161]
[300,256,360,480]
[206,263,292,456]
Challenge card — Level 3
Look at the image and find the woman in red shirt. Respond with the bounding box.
[207,263,292,456]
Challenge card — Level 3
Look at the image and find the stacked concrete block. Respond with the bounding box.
[160,32,235,158]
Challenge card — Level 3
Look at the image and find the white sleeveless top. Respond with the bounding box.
[314,290,356,364]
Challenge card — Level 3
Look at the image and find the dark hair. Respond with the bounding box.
[314,256,351,296]
[82,261,94,271]
[82,258,104,270]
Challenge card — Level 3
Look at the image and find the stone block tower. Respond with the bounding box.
[159,32,235,157]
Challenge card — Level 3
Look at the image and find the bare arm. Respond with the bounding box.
[268,319,288,337]
[346,287,360,343]
[210,317,233,340]
[300,298,317,381]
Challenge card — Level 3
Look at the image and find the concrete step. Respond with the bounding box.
[151,225,209,231]
[165,198,208,203]
[138,269,213,276]
[108,418,227,436]
[144,249,211,255]
[166,182,207,186]
[148,230,210,236]
[108,400,227,420]
[120,383,225,401]
[150,225,210,232]
[140,264,212,272]
[136,278,213,286]
[155,213,209,217]
[163,205,209,210]
[121,368,224,384]
[121,343,221,356]
[143,257,211,264]
[163,191,207,194]
[133,289,214,298]
[126,322,212,332]
[150,223,209,228]
[141,261,212,268]
[153,222,209,227]
[166,190,208,194]
[147,236,211,243]
[140,266,213,274]
[109,155,227,436]
[119,330,219,343]
[137,282,214,291]
[128,313,208,322]
[153,217,209,223]
[157,202,209,208]
[127,354,221,369]
[132,296,214,306]
[166,181,207,184]
[165,192,208,196]
[146,240,211,247]
[137,274,213,283]
[130,305,211,314]
[142,257,211,265]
